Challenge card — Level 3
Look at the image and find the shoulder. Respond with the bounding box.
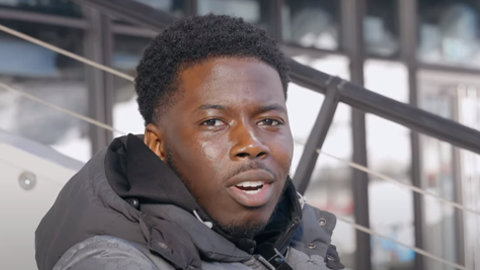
[300,204,345,269]
[53,235,175,270]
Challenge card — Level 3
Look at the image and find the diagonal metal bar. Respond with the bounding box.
[288,57,480,154]
[336,215,469,270]
[70,0,175,31]
[293,78,341,194]
[335,81,480,154]
[317,149,480,216]
[0,82,125,134]
[0,24,134,82]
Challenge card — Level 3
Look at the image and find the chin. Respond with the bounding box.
[239,206,275,227]
[249,208,274,222]
[217,216,269,239]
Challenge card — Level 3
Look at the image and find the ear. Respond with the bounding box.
[144,123,167,162]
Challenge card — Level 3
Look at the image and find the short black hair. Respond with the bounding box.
[135,14,290,125]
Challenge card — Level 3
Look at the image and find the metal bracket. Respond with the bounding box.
[293,77,343,194]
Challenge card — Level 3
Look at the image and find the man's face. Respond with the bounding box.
[146,57,293,237]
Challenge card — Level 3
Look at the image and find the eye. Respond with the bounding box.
[259,119,282,126]
[201,119,225,126]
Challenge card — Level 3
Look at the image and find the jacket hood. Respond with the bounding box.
[36,134,303,270]
[105,134,204,215]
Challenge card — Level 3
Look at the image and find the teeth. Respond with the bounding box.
[235,181,263,188]
[243,189,261,195]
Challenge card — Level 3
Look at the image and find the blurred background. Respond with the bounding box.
[0,0,479,270]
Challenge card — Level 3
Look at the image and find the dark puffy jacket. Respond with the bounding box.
[35,135,344,270]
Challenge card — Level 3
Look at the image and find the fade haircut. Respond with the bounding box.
[135,14,290,125]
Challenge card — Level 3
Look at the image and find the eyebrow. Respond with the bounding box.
[193,103,286,114]
[255,104,287,114]
[193,104,226,114]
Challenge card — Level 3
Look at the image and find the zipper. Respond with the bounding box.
[273,217,300,255]
[254,255,276,270]
[273,181,303,253]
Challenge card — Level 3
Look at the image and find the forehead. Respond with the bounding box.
[177,57,285,106]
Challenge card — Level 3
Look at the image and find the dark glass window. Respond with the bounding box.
[114,0,188,26]
[416,70,480,269]
[0,20,90,161]
[364,60,415,270]
[197,0,274,36]
[112,35,151,135]
[133,0,188,17]
[282,0,340,51]
[418,0,480,68]
[113,35,149,74]
[0,0,83,17]
[365,0,399,57]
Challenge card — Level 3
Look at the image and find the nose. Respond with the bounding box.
[230,123,270,160]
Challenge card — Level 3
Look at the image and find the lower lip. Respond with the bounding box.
[227,184,273,208]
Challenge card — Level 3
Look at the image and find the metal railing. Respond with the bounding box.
[69,0,480,194]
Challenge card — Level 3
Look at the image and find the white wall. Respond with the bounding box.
[0,132,81,270]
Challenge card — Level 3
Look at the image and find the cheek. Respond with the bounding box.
[268,133,294,172]
[172,133,231,185]
[197,140,231,182]
[200,140,230,165]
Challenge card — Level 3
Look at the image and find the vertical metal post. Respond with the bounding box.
[293,79,341,194]
[341,0,371,269]
[185,0,198,16]
[410,118,425,270]
[85,9,114,154]
[452,92,466,267]
[398,1,425,269]
[270,0,283,40]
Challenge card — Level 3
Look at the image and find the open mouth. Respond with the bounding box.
[227,169,275,208]
[235,181,264,195]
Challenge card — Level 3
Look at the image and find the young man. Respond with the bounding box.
[35,15,344,270]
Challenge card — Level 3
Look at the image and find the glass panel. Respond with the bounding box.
[456,88,480,270]
[197,0,273,34]
[0,0,83,17]
[282,0,340,51]
[418,0,480,68]
[418,70,480,269]
[0,20,90,162]
[113,0,187,26]
[288,54,350,156]
[365,0,399,57]
[289,55,356,268]
[133,0,188,17]
[112,35,151,136]
[422,134,458,270]
[365,60,415,270]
